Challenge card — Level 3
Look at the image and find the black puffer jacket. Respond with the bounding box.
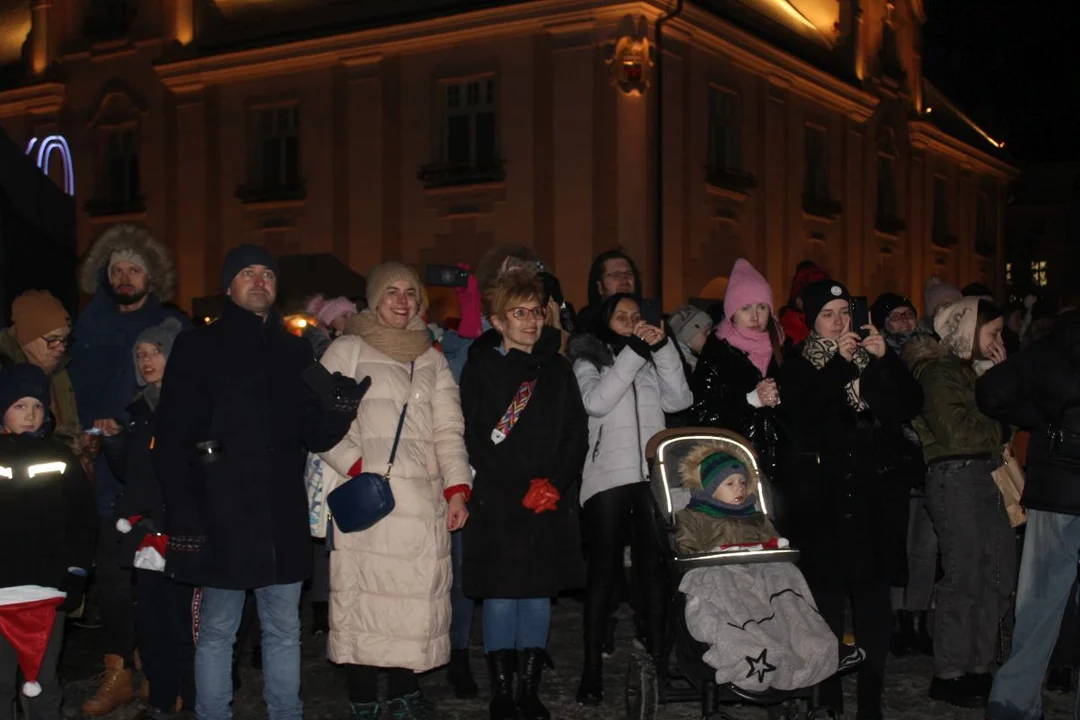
[688,333,785,478]
[977,311,1080,515]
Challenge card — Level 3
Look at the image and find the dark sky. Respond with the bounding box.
[921,0,1080,164]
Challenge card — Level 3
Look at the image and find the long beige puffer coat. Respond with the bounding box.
[318,335,471,671]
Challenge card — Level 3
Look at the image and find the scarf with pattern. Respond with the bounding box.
[801,331,871,411]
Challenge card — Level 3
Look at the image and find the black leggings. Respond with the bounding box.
[346,664,419,704]
[582,482,667,662]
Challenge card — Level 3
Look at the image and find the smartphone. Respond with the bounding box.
[850,296,871,339]
[425,265,470,288]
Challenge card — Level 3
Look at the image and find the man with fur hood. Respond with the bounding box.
[67,224,188,716]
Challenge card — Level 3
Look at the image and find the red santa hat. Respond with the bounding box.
[116,515,168,572]
[0,586,65,696]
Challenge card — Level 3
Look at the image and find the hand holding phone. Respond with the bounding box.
[850,296,871,340]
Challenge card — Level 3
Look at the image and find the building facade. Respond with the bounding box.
[0,0,1014,315]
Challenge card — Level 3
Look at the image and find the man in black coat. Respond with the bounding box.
[979,311,1080,720]
[154,245,364,720]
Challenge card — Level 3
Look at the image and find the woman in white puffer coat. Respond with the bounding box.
[318,262,472,720]
[566,293,693,705]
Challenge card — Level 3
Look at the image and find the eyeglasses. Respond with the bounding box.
[603,271,635,282]
[42,334,70,349]
[506,306,548,321]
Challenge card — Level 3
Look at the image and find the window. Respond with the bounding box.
[875,154,904,232]
[104,129,139,204]
[256,107,300,190]
[421,77,503,187]
[84,0,135,39]
[932,176,955,246]
[1005,262,1013,286]
[975,193,994,256]
[1031,260,1048,288]
[707,88,740,172]
[803,125,839,217]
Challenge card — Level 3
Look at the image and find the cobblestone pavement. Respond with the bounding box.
[58,599,1075,719]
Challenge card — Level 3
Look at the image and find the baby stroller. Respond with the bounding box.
[624,427,844,720]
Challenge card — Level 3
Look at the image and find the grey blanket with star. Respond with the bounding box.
[680,562,838,691]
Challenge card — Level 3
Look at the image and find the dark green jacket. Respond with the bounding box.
[904,336,1003,462]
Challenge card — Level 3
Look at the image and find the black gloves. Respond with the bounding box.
[627,335,653,361]
[58,571,88,614]
[331,374,371,414]
[649,336,669,352]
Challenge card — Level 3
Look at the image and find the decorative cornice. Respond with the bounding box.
[672,5,878,123]
[0,82,66,118]
[909,121,1017,180]
[155,1,660,88]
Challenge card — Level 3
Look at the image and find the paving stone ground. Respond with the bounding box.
[56,598,1076,719]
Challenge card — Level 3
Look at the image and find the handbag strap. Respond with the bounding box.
[385,362,414,475]
[494,379,538,439]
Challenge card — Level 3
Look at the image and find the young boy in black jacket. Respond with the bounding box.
[0,363,96,718]
[103,317,193,718]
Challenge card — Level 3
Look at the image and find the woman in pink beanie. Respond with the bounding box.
[304,295,358,360]
[688,258,787,480]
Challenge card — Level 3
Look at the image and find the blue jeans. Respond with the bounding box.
[196,582,303,720]
[450,531,474,650]
[988,509,1080,720]
[482,598,551,652]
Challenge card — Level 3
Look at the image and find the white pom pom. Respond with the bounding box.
[22,681,41,697]
[116,518,132,534]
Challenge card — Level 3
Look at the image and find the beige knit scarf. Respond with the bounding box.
[346,309,432,363]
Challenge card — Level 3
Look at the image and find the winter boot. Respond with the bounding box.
[890,610,915,657]
[486,650,518,720]
[855,669,884,720]
[516,648,552,720]
[81,654,135,716]
[312,600,329,636]
[575,658,603,706]
[386,691,429,719]
[350,701,381,719]
[915,610,934,656]
[447,647,479,699]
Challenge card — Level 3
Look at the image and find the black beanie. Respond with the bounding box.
[871,292,917,331]
[220,244,279,292]
[0,364,50,418]
[801,279,850,331]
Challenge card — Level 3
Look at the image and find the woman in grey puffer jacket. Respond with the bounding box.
[567,293,693,705]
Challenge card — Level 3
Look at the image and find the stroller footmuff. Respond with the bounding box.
[626,428,863,720]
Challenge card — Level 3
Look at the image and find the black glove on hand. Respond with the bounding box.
[58,572,87,614]
[649,335,669,352]
[538,271,565,307]
[627,335,653,361]
[331,374,371,414]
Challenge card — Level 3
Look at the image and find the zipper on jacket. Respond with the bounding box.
[592,425,604,462]
[632,383,643,481]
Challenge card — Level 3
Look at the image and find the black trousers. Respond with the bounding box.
[582,483,667,663]
[345,665,418,703]
[808,574,892,714]
[136,569,197,711]
[97,515,135,662]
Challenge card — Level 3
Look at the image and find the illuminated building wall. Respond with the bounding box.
[0,0,1013,315]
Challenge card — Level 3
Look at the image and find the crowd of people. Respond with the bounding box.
[0,223,1077,720]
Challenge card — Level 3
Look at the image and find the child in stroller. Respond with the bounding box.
[673,443,863,693]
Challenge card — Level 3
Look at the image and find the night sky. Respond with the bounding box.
[921,0,1080,164]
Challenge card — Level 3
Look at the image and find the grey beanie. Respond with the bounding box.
[133,317,184,386]
[669,304,713,346]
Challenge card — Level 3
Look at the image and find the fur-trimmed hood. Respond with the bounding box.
[566,333,614,369]
[679,442,761,499]
[78,225,176,301]
[900,334,949,372]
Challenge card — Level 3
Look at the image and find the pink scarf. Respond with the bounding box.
[716,320,773,377]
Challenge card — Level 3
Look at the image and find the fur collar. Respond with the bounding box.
[78,225,176,301]
[900,334,950,371]
[567,333,614,369]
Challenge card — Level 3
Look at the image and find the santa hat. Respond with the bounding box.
[116,515,168,572]
[0,586,65,696]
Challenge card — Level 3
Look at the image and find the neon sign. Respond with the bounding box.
[24,135,75,196]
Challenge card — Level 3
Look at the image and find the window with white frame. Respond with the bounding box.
[255,106,300,190]
[444,77,498,169]
[103,128,140,204]
[707,87,740,172]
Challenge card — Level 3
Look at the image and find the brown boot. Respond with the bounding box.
[81,654,135,716]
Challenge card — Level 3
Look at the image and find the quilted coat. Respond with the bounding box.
[318,335,471,672]
[567,333,693,505]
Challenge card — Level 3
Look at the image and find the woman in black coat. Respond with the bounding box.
[780,280,923,720]
[459,270,588,720]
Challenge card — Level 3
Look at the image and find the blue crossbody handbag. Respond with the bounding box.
[327,363,412,533]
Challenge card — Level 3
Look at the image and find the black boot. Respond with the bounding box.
[914,611,933,656]
[312,601,329,636]
[890,610,914,657]
[516,648,552,720]
[576,659,603,706]
[855,669,883,720]
[486,650,518,720]
[448,647,479,699]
